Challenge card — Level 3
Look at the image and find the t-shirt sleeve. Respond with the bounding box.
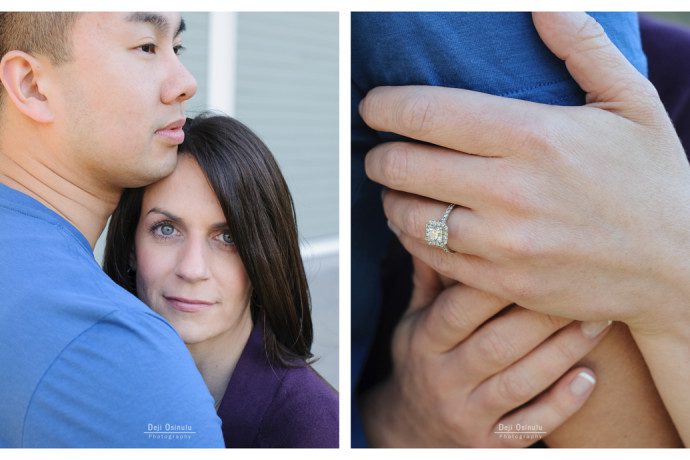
[22,310,224,447]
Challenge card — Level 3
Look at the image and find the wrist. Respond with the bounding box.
[630,199,690,336]
[359,378,407,447]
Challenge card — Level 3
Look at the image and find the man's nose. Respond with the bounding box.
[162,56,198,105]
[175,237,210,283]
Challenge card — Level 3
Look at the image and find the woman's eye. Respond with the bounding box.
[159,224,175,236]
[218,232,234,246]
[173,44,185,56]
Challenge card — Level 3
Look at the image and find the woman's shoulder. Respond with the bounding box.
[258,364,339,448]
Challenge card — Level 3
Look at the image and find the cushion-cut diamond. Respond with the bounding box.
[425,220,448,247]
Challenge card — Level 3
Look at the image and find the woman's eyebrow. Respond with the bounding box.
[146,207,182,222]
[210,222,230,231]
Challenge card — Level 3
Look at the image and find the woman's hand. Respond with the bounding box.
[360,257,611,447]
[360,13,690,337]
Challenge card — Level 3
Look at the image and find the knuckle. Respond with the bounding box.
[434,290,471,336]
[496,227,543,260]
[391,318,415,364]
[496,370,535,405]
[378,143,413,189]
[625,80,667,123]
[506,116,562,157]
[397,91,436,136]
[493,182,538,216]
[498,271,538,304]
[574,15,608,53]
[476,327,515,368]
[553,334,579,364]
[400,199,427,238]
[539,311,569,331]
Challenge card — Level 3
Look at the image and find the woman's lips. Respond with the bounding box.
[164,296,213,313]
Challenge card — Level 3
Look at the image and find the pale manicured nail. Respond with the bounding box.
[570,371,596,396]
[387,220,401,237]
[580,320,612,338]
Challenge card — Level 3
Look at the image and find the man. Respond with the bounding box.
[0,13,224,447]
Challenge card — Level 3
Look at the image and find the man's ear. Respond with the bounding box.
[0,50,54,123]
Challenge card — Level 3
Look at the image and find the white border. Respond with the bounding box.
[338,8,352,450]
[7,0,690,12]
[2,1,688,457]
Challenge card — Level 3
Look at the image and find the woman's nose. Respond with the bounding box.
[174,238,211,282]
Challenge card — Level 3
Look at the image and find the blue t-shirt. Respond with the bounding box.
[351,12,648,447]
[0,184,224,447]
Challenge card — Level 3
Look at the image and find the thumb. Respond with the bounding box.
[532,12,659,122]
[407,256,443,314]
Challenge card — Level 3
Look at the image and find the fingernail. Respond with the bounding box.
[380,187,388,201]
[387,220,401,237]
[580,320,612,339]
[570,371,596,396]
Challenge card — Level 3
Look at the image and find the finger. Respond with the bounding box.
[395,231,502,297]
[453,306,573,383]
[532,12,662,122]
[383,189,493,258]
[491,367,596,447]
[365,141,496,209]
[416,284,511,353]
[407,256,443,313]
[359,85,564,158]
[473,320,611,416]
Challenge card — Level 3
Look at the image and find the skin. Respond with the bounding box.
[545,322,682,447]
[361,12,690,442]
[361,257,609,447]
[134,154,253,407]
[0,12,197,247]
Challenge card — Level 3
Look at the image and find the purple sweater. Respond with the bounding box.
[216,323,339,448]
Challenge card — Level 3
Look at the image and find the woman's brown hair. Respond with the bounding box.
[103,113,313,365]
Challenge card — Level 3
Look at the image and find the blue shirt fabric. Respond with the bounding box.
[351,12,647,447]
[0,184,224,447]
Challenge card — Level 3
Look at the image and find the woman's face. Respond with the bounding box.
[133,154,251,344]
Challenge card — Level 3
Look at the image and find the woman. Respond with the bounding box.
[103,114,338,448]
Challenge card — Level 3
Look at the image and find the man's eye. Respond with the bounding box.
[139,43,156,54]
[173,45,185,56]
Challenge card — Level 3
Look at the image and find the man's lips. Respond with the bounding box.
[155,119,186,145]
[164,296,214,313]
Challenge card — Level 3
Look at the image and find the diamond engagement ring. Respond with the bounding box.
[425,204,456,253]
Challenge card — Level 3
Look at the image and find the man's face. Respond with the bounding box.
[50,12,197,190]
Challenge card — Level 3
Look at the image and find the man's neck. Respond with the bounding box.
[0,149,119,249]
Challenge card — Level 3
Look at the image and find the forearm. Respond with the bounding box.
[545,322,682,447]
[633,325,690,445]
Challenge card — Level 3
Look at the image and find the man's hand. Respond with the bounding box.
[360,257,610,447]
[361,12,690,337]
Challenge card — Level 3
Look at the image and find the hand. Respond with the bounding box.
[361,12,690,336]
[360,257,611,447]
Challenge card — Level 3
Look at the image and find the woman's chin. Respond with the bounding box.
[166,320,214,346]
